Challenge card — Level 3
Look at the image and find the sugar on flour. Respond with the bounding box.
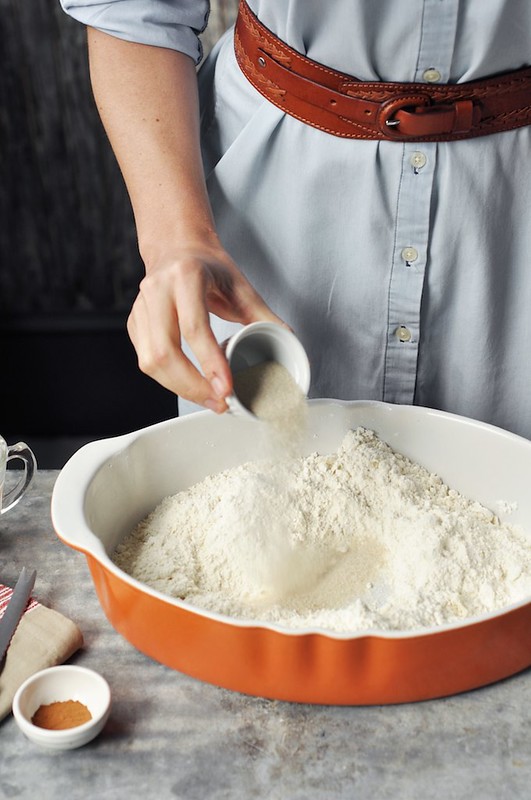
[113,426,531,633]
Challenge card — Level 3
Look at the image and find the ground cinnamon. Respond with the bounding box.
[31,699,92,730]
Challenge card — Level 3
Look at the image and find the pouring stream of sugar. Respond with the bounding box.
[228,353,326,599]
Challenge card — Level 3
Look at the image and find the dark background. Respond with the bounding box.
[1,0,238,467]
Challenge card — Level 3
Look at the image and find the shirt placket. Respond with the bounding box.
[382,0,459,405]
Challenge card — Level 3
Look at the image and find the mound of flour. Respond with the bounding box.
[113,428,531,632]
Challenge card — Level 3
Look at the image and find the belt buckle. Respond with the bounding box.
[378,94,477,139]
[377,94,432,139]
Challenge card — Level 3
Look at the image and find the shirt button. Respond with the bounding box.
[410,151,427,171]
[395,325,412,342]
[423,67,442,83]
[401,246,418,263]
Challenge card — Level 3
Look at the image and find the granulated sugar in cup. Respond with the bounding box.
[223,322,311,420]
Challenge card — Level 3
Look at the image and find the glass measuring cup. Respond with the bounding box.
[0,435,37,514]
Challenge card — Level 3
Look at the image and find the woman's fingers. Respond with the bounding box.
[127,276,227,412]
[175,263,233,403]
[126,245,287,411]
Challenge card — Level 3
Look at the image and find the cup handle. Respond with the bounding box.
[2,442,37,514]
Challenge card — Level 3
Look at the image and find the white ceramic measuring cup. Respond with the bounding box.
[0,435,37,514]
[223,322,311,419]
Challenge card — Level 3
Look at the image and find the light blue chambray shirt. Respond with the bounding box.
[60,0,531,437]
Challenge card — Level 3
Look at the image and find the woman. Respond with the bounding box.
[60,0,531,436]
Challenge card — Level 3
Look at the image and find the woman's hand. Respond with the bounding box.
[127,240,283,412]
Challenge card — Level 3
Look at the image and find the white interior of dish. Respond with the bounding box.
[51,400,531,636]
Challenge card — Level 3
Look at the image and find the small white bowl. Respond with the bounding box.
[12,665,111,750]
[224,321,311,418]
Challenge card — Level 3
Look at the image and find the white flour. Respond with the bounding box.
[113,428,531,632]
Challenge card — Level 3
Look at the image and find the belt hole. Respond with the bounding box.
[258,56,266,68]
[330,99,337,106]
[364,109,371,115]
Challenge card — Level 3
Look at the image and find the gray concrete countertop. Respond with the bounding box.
[1,471,531,800]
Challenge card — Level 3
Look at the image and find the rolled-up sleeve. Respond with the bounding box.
[59,0,210,63]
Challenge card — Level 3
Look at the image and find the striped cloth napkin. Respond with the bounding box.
[0,583,84,721]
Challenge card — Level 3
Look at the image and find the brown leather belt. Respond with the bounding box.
[234,0,531,142]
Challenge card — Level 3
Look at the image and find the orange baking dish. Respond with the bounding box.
[51,400,531,704]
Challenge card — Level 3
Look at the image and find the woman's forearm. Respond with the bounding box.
[85,28,282,409]
[87,27,217,265]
